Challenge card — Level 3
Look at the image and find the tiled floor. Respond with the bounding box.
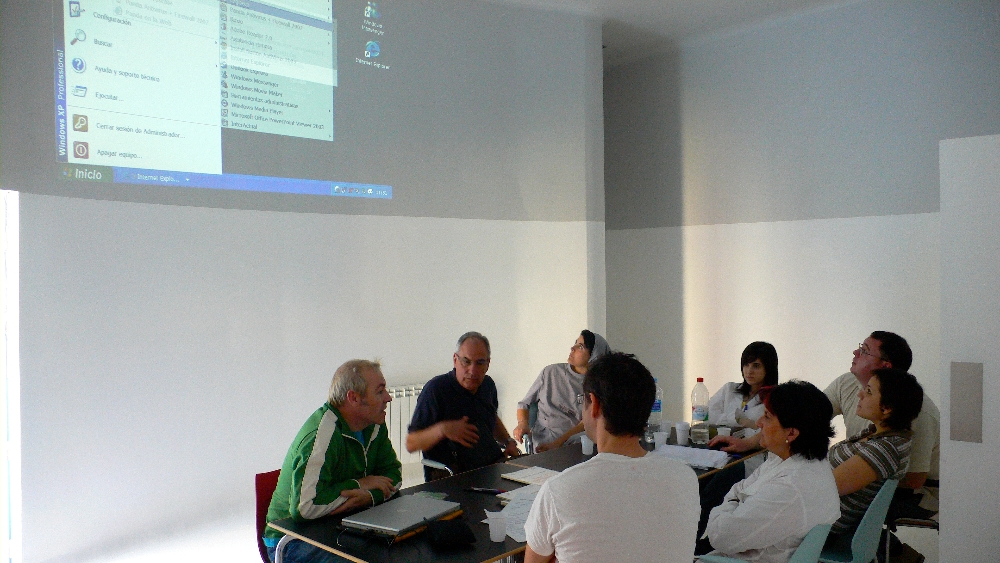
[894,527,939,563]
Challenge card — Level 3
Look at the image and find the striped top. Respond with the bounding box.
[828,426,911,535]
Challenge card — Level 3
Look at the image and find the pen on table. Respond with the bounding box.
[465,487,506,494]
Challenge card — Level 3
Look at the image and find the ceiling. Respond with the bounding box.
[489,0,854,66]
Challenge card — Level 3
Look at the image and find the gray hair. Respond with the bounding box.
[456,331,491,357]
[328,359,382,407]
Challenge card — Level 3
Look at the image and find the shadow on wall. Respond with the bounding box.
[604,39,687,419]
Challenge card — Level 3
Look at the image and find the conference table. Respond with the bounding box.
[268,444,760,563]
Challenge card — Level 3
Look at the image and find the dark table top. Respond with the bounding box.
[269,444,763,562]
[505,441,759,479]
[268,462,535,563]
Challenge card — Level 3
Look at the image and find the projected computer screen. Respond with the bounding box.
[53,0,392,199]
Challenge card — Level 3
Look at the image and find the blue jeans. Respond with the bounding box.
[267,538,351,563]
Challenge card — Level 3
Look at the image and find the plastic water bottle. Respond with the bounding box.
[645,378,663,446]
[522,434,534,455]
[648,378,663,432]
[691,377,710,444]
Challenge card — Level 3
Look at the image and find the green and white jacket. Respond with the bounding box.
[264,403,402,539]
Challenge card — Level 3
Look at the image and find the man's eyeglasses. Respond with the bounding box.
[457,356,489,368]
[857,343,887,361]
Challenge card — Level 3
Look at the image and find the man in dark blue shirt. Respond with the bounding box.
[406,332,520,480]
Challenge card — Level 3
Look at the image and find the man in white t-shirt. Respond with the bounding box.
[523,352,699,563]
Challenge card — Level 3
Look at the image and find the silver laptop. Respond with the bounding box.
[341,495,461,536]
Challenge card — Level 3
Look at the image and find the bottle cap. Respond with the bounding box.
[697,377,704,382]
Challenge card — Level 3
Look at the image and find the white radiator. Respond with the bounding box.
[385,384,423,465]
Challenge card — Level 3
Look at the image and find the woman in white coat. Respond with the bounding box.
[708,341,779,430]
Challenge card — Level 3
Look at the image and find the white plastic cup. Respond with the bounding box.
[486,511,507,542]
[581,434,595,455]
[653,431,668,448]
[717,426,732,437]
[675,421,690,446]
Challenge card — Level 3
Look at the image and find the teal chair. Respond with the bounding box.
[819,479,899,563]
[698,523,832,563]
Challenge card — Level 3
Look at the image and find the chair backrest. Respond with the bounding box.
[255,470,281,563]
[789,523,832,563]
[849,479,898,563]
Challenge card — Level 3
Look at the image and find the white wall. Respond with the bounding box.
[607,213,941,427]
[19,193,605,563]
[939,133,1000,561]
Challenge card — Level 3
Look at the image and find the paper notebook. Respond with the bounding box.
[501,466,560,485]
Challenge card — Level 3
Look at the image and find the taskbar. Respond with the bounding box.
[59,164,393,199]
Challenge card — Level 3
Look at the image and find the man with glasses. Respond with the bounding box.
[406,331,520,480]
[523,352,699,563]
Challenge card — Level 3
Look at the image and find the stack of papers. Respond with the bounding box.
[497,483,541,505]
[501,466,560,485]
[651,444,730,469]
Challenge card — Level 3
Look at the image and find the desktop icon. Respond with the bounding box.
[221,99,228,107]
[70,29,86,45]
[365,2,381,18]
[221,119,228,126]
[72,57,86,72]
[365,41,380,58]
[73,141,90,159]
[72,114,89,132]
[71,85,88,97]
[221,108,228,117]
[221,80,228,88]
[69,1,82,17]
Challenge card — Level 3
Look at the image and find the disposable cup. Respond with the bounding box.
[653,431,668,448]
[581,435,595,455]
[716,426,732,437]
[675,421,690,446]
[485,512,507,542]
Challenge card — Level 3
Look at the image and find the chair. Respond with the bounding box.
[255,470,281,563]
[698,523,832,563]
[818,479,898,563]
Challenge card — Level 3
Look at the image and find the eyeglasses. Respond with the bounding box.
[576,393,589,405]
[457,356,489,368]
[857,343,887,361]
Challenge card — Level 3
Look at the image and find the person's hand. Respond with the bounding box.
[439,417,479,447]
[331,489,373,515]
[513,423,530,442]
[535,441,555,453]
[357,475,397,497]
[501,439,520,458]
[708,434,754,453]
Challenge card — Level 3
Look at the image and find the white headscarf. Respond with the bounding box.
[587,332,610,364]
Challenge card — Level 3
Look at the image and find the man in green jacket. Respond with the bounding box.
[264,359,403,563]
